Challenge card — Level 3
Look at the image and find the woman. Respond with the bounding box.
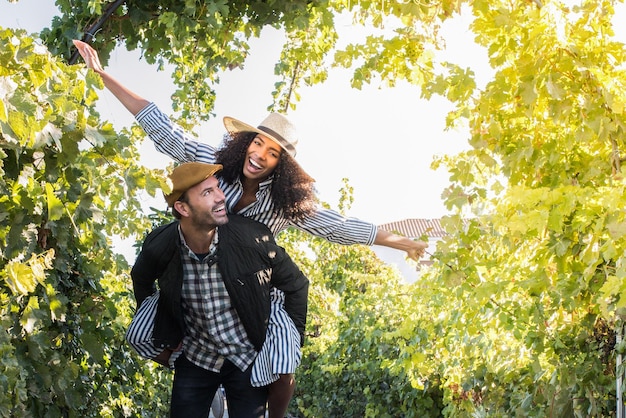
[73,39,427,418]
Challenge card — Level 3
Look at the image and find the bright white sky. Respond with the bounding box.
[1,0,625,227]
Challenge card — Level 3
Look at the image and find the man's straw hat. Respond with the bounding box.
[164,162,223,207]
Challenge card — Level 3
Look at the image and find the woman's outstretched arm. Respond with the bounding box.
[73,39,150,115]
[374,229,428,261]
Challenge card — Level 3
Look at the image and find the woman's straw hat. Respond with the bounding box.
[223,113,299,158]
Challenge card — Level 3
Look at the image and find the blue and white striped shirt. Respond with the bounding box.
[135,103,378,245]
[136,103,376,383]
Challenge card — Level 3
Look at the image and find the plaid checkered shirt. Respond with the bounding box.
[178,227,257,372]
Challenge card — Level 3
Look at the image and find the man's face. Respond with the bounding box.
[177,176,228,228]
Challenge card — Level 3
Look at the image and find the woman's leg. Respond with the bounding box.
[254,289,302,417]
[267,373,295,418]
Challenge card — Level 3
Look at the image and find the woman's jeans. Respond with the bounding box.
[170,355,267,418]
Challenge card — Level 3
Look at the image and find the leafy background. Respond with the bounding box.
[2,0,626,416]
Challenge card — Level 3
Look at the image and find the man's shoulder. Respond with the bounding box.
[226,214,268,229]
[143,221,179,249]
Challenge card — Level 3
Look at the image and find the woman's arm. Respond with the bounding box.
[73,40,217,163]
[290,207,427,261]
[73,40,150,115]
[373,229,427,261]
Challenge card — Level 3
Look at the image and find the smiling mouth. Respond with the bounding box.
[248,158,262,170]
[213,205,226,213]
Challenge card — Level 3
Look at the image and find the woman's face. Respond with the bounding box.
[242,133,282,181]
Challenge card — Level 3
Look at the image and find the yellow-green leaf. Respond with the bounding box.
[45,182,64,221]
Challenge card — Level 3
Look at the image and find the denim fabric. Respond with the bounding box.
[170,355,267,418]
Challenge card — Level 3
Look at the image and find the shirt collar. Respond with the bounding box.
[234,174,273,191]
[178,224,219,261]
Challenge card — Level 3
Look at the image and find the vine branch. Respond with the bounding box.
[68,0,126,64]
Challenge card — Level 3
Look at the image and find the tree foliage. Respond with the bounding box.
[3,0,626,416]
[0,28,173,416]
[41,0,461,120]
[277,185,444,417]
[422,0,626,415]
[42,0,333,120]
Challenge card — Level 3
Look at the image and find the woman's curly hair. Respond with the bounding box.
[215,132,318,222]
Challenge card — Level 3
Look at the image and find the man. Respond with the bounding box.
[131,162,309,418]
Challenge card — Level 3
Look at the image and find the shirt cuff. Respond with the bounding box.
[135,102,157,123]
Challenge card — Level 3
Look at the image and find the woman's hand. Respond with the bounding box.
[373,229,428,261]
[72,39,104,73]
[405,240,428,261]
[70,40,150,115]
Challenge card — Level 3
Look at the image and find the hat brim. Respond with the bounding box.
[222,116,314,182]
[223,116,290,155]
[165,163,223,207]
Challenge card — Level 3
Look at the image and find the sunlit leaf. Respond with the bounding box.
[45,183,64,221]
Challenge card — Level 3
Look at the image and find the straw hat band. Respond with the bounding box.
[164,162,223,207]
[223,113,299,158]
[258,125,297,157]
